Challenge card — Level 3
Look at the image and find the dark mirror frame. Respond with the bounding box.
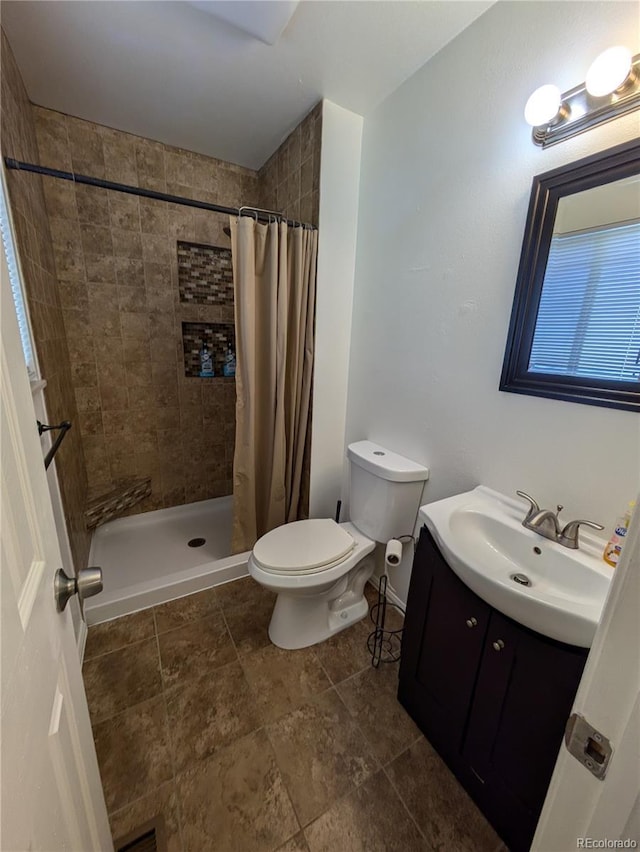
[500,138,640,413]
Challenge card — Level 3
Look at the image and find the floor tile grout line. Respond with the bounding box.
[298,760,399,836]
[214,595,241,661]
[331,658,389,690]
[314,651,373,688]
[310,647,333,685]
[154,606,227,639]
[89,699,173,756]
[380,760,430,847]
[264,685,383,832]
[84,628,158,663]
[173,721,304,847]
[152,607,187,852]
[89,693,165,731]
[262,721,307,835]
[334,673,422,769]
[382,731,425,771]
[237,652,340,729]
[273,827,307,852]
[98,647,175,833]
[106,778,177,825]
[330,686,384,776]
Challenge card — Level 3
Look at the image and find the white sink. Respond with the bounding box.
[419,486,613,648]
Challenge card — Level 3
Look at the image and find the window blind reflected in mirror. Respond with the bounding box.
[529,219,640,382]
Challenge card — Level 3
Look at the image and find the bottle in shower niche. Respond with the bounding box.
[223,346,236,377]
[199,341,214,377]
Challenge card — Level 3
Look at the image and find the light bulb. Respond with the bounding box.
[524,85,562,126]
[586,46,632,97]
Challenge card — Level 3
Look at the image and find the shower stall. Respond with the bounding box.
[87,495,245,623]
[6,102,322,625]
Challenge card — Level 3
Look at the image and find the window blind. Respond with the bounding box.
[0,174,37,379]
[529,220,640,382]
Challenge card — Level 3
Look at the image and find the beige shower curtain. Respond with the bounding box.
[229,216,317,554]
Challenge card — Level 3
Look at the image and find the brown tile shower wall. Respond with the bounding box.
[33,106,261,511]
[1,32,92,571]
[259,102,322,227]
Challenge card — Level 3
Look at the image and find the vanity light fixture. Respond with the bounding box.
[525,46,640,147]
[524,84,564,127]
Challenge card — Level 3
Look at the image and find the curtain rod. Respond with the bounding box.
[3,157,316,230]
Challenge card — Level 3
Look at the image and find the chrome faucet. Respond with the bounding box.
[516,491,604,549]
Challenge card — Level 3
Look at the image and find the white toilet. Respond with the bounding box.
[248,440,429,650]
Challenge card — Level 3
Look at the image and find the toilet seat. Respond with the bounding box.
[252,518,356,576]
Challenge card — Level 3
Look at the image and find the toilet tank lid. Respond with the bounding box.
[347,441,429,483]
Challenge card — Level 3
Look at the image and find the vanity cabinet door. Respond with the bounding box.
[399,527,491,763]
[462,610,588,850]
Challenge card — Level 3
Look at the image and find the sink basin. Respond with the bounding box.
[419,486,613,648]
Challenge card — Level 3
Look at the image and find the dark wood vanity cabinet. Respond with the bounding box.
[398,527,588,852]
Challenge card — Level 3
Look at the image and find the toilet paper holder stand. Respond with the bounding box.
[367,573,404,668]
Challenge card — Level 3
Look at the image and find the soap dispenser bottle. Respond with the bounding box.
[223,346,236,377]
[199,341,214,377]
[603,500,635,567]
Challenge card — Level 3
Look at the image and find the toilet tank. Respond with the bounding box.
[347,441,429,542]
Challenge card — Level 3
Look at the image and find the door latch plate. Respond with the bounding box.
[564,712,612,780]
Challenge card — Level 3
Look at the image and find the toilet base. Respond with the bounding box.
[267,556,375,650]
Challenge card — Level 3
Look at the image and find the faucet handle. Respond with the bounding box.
[516,490,540,519]
[559,518,605,549]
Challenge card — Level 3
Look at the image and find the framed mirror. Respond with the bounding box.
[500,138,640,412]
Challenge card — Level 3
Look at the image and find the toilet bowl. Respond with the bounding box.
[248,440,430,651]
[248,519,376,649]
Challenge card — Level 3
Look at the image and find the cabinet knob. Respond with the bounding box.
[492,639,505,652]
[466,617,478,628]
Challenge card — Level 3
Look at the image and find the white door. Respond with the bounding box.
[0,241,112,849]
[533,498,640,850]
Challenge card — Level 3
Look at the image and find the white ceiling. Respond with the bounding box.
[1,0,494,170]
[187,1,301,45]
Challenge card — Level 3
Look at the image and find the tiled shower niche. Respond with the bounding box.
[177,241,234,306]
[182,322,236,378]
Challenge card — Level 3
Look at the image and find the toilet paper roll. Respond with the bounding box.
[385,538,403,567]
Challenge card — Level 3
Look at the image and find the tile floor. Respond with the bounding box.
[83,578,506,852]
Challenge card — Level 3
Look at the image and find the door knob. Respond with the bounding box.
[492,639,505,652]
[55,567,103,612]
[466,617,478,628]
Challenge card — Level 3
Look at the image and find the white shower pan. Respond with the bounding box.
[84,495,248,625]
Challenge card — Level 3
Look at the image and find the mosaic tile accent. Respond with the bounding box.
[182,322,236,379]
[177,241,234,306]
[85,478,152,529]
